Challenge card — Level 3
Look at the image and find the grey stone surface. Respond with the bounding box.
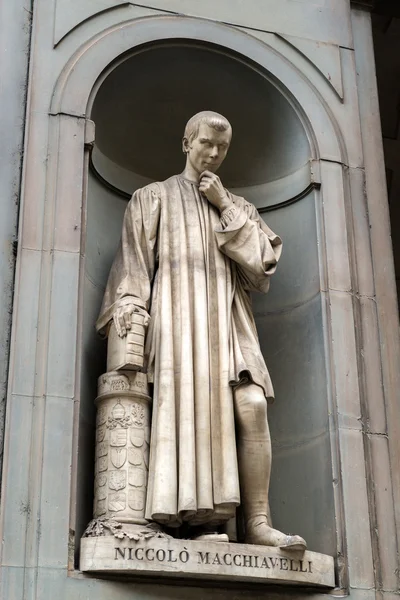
[338,427,374,590]
[53,0,354,48]
[53,116,86,253]
[352,10,400,593]
[0,567,25,600]
[33,563,335,600]
[348,166,375,297]
[328,290,362,422]
[9,249,42,397]
[85,173,127,287]
[245,29,364,169]
[259,294,335,557]
[368,434,398,592]
[37,396,74,568]
[0,395,34,567]
[0,0,32,494]
[279,34,344,99]
[320,161,352,292]
[257,195,320,312]
[47,251,80,398]
[358,296,386,434]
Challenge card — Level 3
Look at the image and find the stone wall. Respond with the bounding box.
[0,0,32,495]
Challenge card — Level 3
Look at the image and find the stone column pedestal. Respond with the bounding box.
[93,370,151,525]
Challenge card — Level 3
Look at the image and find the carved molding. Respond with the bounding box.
[54,1,129,45]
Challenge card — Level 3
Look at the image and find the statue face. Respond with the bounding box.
[184,123,231,175]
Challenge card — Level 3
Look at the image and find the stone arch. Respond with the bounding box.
[50,15,346,164]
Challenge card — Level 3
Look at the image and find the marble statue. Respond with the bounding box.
[94,111,306,551]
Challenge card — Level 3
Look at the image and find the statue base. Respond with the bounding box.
[80,532,335,588]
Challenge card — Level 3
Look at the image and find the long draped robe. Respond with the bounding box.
[97,175,282,527]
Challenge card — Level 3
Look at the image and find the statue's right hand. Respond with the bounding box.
[113,304,135,337]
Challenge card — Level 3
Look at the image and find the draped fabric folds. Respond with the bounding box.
[97,175,282,528]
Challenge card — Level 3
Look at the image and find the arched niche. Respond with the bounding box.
[78,37,336,562]
[50,16,350,574]
[90,41,311,192]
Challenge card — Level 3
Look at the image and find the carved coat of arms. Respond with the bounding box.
[109,470,127,491]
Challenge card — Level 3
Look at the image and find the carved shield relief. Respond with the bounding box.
[97,486,107,501]
[109,470,127,491]
[110,447,127,469]
[128,447,142,466]
[128,466,145,488]
[96,474,107,488]
[110,428,127,447]
[97,456,108,472]
[130,426,144,448]
[108,492,126,512]
[128,489,145,511]
[131,403,145,426]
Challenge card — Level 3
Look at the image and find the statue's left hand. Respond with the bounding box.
[199,171,233,213]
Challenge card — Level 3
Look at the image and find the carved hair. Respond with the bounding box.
[184,111,232,146]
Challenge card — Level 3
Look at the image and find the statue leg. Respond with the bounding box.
[234,382,306,550]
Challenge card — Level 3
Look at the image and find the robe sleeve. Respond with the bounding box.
[214,197,282,294]
[96,183,161,334]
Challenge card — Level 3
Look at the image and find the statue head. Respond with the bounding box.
[182,111,232,175]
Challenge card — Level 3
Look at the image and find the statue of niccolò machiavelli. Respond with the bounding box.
[97,111,306,550]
